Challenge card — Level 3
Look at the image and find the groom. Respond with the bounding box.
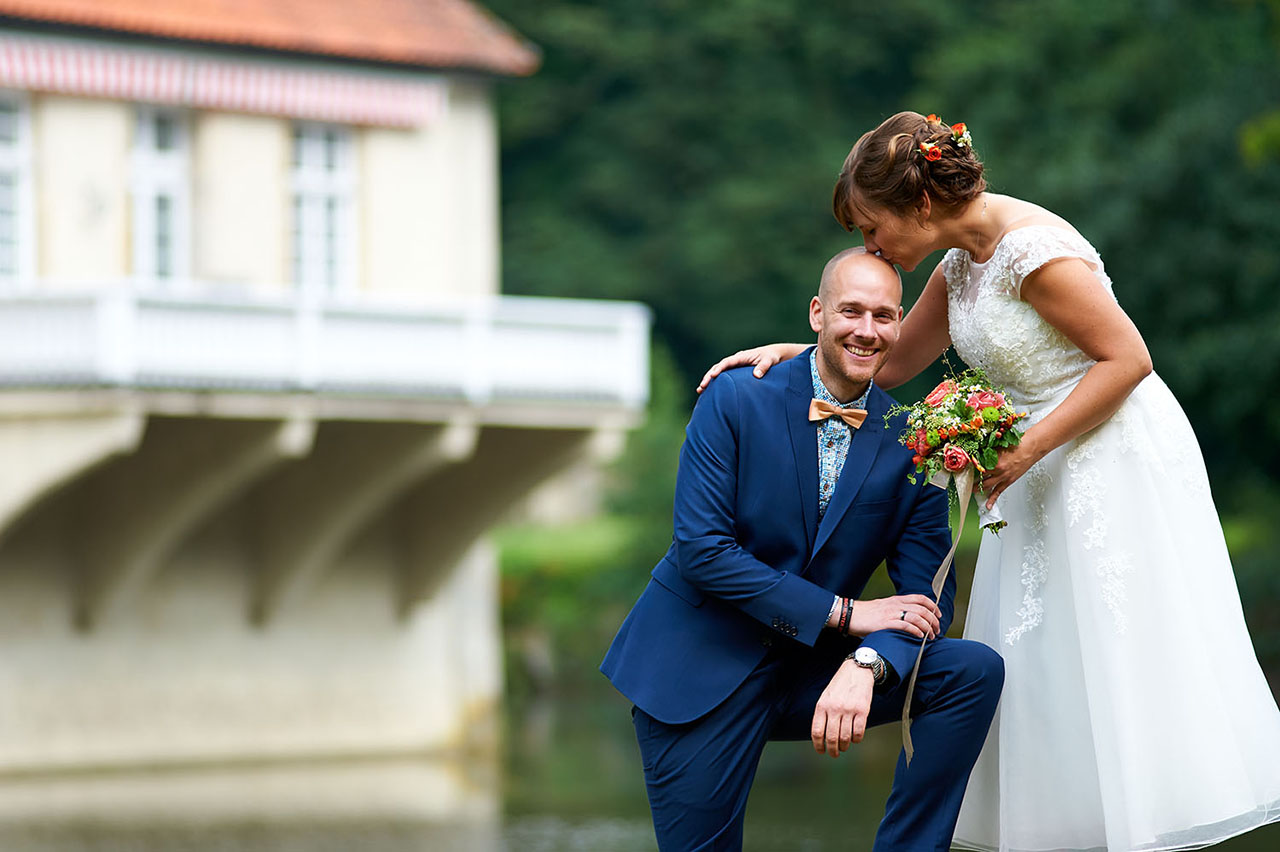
[601,248,1004,851]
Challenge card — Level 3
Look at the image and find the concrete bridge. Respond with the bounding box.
[0,287,648,774]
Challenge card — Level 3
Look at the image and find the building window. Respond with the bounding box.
[0,92,33,285]
[290,123,355,293]
[131,107,190,284]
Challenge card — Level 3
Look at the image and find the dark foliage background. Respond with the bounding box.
[485,0,1280,687]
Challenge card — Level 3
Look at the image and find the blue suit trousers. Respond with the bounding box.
[632,636,1003,851]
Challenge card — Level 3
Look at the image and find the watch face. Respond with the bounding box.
[854,646,878,665]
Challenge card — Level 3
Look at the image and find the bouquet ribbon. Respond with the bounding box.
[901,466,975,765]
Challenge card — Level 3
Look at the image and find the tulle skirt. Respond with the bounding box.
[951,374,1280,851]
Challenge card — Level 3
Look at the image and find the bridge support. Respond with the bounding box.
[74,416,317,629]
[0,403,620,774]
[249,419,477,626]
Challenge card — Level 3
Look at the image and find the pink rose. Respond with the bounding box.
[925,380,959,407]
[966,390,1005,410]
[942,444,971,473]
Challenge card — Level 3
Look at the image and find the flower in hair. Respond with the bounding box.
[919,140,942,161]
[925,113,941,123]
[951,122,973,148]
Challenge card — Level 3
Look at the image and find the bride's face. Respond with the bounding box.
[846,198,935,272]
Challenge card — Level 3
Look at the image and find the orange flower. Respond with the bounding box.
[925,379,958,407]
[951,122,967,136]
[926,114,941,123]
[966,390,1005,410]
[920,141,942,161]
[942,444,971,473]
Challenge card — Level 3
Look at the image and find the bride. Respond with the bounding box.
[700,111,1280,851]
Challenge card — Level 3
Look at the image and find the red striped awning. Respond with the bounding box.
[0,34,446,127]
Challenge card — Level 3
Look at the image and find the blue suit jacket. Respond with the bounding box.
[600,349,954,725]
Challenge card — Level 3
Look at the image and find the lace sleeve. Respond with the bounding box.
[1005,226,1106,299]
[939,247,967,291]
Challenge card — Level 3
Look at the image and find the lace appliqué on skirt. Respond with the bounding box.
[1004,462,1052,646]
[1096,551,1133,635]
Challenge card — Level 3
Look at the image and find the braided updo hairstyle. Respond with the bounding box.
[832,111,986,232]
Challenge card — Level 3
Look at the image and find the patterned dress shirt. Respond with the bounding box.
[810,349,871,521]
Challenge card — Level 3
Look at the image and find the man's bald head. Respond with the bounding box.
[809,246,904,402]
[818,246,902,306]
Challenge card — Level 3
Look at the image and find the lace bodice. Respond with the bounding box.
[946,226,1280,852]
[944,226,1114,411]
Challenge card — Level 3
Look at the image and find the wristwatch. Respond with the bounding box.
[849,645,886,685]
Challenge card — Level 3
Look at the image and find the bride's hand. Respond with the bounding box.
[695,343,806,393]
[981,436,1047,509]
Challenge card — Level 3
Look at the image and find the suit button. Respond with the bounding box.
[762,636,773,648]
[771,618,780,628]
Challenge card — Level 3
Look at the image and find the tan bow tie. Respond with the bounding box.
[808,399,867,429]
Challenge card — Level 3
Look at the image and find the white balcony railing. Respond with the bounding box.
[0,288,651,409]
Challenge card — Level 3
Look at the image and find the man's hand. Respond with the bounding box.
[811,660,874,757]
[849,595,941,639]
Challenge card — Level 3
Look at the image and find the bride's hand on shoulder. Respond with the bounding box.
[981,435,1048,509]
[696,343,807,393]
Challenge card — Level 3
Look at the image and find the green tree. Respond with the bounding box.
[910,0,1280,484]
[486,0,1280,670]
[488,0,1280,486]
[485,0,975,385]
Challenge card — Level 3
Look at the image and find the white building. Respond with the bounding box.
[0,0,649,794]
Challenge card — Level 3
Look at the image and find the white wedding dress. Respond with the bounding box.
[944,226,1280,851]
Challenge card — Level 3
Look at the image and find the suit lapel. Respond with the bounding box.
[784,351,819,556]
[809,386,888,561]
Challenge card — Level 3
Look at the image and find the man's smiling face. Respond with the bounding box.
[809,252,903,402]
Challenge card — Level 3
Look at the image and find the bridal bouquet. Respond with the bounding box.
[889,367,1027,763]
[887,367,1027,533]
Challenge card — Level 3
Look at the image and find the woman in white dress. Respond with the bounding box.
[700,111,1280,851]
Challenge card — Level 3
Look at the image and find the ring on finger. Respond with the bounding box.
[900,610,907,621]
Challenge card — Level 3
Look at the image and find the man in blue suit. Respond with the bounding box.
[601,248,1004,851]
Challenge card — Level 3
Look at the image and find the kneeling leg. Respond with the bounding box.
[872,638,1004,851]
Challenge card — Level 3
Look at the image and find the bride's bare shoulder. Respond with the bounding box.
[992,196,1080,241]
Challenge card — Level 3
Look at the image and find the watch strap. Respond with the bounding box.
[847,648,886,685]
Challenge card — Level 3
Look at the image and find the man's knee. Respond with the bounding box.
[949,640,1005,701]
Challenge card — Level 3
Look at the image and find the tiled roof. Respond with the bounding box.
[0,0,539,75]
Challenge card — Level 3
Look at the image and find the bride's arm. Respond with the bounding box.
[696,261,953,392]
[695,343,807,392]
[875,262,951,389]
[980,258,1152,508]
